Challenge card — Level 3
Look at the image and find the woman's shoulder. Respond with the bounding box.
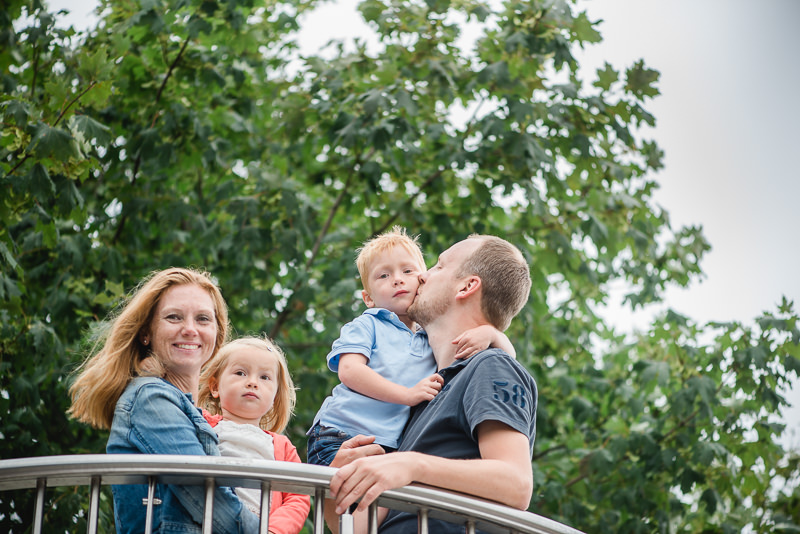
[121,376,186,404]
[119,377,210,431]
[127,375,169,391]
[121,375,160,393]
[131,375,166,384]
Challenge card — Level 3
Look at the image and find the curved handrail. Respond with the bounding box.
[0,455,583,534]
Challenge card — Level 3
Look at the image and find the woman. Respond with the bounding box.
[69,268,259,533]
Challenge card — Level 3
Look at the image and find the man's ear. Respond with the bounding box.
[362,289,376,308]
[455,276,482,300]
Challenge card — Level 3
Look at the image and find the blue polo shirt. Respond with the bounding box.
[310,308,436,448]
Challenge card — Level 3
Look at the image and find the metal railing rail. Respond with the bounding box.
[0,455,584,534]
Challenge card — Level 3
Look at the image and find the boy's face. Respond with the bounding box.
[362,246,424,320]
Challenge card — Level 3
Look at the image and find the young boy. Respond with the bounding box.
[306,226,515,466]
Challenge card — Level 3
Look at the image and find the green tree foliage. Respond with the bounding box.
[1,0,798,532]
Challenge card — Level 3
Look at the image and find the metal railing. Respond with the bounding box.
[0,455,584,534]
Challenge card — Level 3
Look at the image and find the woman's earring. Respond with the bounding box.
[143,338,149,346]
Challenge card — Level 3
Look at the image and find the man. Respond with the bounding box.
[328,235,537,533]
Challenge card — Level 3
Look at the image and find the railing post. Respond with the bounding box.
[466,519,476,534]
[86,476,101,534]
[339,504,355,534]
[202,478,214,534]
[368,502,378,534]
[32,478,46,534]
[417,507,429,534]
[339,513,354,533]
[259,480,272,534]
[313,487,325,534]
[144,476,157,534]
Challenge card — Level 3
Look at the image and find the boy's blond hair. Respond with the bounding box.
[198,336,297,433]
[356,226,426,294]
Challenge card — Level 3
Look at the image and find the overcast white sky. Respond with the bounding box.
[51,0,800,444]
[573,0,800,448]
[580,0,800,324]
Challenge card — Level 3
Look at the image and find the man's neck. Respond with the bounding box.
[426,317,484,370]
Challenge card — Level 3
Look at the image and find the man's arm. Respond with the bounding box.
[329,420,533,514]
[338,353,443,406]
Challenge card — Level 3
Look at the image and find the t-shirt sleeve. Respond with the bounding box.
[326,315,376,372]
[462,356,537,450]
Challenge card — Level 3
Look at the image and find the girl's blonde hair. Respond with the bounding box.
[69,267,230,430]
[198,336,296,433]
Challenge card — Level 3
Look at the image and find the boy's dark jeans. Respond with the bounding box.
[306,424,352,466]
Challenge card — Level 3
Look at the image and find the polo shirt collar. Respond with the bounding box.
[363,307,426,335]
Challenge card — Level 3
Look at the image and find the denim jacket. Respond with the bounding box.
[106,377,259,533]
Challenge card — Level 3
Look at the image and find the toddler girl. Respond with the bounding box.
[198,336,310,534]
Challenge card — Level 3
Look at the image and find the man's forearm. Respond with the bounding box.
[401,453,532,509]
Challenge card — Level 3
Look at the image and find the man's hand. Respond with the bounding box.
[329,435,386,468]
[324,436,387,534]
[330,451,420,514]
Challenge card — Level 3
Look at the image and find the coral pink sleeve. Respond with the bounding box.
[266,432,311,534]
[202,410,223,427]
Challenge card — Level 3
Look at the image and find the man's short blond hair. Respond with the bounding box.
[456,235,531,331]
[356,226,426,294]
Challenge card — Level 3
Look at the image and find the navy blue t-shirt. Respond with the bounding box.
[379,349,538,534]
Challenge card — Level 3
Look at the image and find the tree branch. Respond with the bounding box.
[375,166,445,235]
[54,81,98,127]
[269,173,353,339]
[114,36,191,245]
[532,443,568,461]
[373,93,490,237]
[29,48,39,101]
[6,154,31,178]
[565,472,588,489]
[661,407,701,443]
[131,35,191,185]
[6,81,99,178]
